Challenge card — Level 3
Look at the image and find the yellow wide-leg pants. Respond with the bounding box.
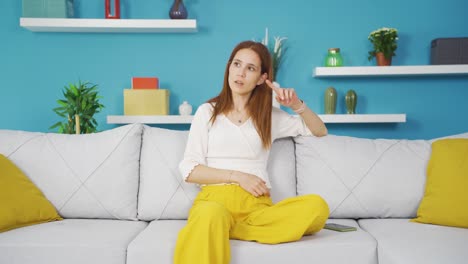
[173,184,329,264]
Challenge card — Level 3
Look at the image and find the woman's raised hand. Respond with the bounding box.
[231,171,270,197]
[265,79,302,109]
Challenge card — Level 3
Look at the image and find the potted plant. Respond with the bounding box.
[50,81,104,134]
[261,27,288,82]
[367,27,398,66]
[260,28,288,108]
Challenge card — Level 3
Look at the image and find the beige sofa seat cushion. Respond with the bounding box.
[359,219,468,264]
[127,219,377,264]
[0,219,147,264]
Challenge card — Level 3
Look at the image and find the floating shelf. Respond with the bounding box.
[108,115,194,124]
[20,18,197,33]
[319,114,406,123]
[107,114,406,124]
[313,65,468,77]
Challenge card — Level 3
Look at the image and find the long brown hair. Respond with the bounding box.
[207,40,273,149]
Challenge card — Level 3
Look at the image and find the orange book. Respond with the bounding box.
[132,77,159,89]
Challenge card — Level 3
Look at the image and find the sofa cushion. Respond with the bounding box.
[127,219,377,264]
[0,219,147,264]
[137,125,297,220]
[359,219,468,264]
[295,133,468,219]
[0,124,142,220]
[267,137,297,203]
[0,154,62,232]
[412,139,468,228]
[138,126,198,221]
[295,135,431,218]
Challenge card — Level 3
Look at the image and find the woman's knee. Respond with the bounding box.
[302,194,330,218]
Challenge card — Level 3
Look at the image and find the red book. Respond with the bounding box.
[132,77,159,89]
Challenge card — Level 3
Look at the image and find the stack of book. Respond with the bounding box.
[124,77,170,115]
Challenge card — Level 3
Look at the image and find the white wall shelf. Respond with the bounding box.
[108,115,194,124]
[313,65,468,77]
[107,114,406,124]
[319,114,406,123]
[20,18,197,33]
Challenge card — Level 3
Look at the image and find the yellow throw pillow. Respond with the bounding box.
[412,139,468,228]
[0,154,62,233]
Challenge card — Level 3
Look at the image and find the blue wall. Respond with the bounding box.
[1,0,467,139]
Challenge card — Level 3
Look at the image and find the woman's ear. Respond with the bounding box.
[256,73,268,85]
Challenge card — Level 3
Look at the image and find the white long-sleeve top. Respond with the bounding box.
[179,103,312,188]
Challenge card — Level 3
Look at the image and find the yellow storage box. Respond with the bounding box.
[124,89,170,115]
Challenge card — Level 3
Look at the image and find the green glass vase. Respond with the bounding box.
[324,48,343,67]
[345,89,357,114]
[324,87,337,114]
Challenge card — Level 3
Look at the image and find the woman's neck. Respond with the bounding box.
[231,93,250,112]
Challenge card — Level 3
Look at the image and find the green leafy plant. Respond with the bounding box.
[367,27,398,61]
[50,81,104,134]
[261,28,288,82]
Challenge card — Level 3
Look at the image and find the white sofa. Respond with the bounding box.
[1,124,467,264]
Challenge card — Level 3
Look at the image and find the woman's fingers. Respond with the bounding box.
[286,88,296,103]
[265,80,298,104]
[249,185,261,197]
[277,88,285,101]
[251,188,264,197]
[273,88,297,106]
[289,88,295,101]
[254,180,270,197]
[266,80,287,100]
[239,172,270,197]
[260,185,270,197]
[274,88,299,106]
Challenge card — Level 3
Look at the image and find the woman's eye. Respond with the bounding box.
[248,67,256,71]
[233,62,240,67]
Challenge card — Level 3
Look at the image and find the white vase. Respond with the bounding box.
[272,82,281,108]
[179,101,193,115]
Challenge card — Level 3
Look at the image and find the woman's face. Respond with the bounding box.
[228,48,266,97]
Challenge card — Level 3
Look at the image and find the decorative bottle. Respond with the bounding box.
[324,87,337,114]
[179,101,193,115]
[345,89,357,114]
[169,0,188,19]
[105,0,120,19]
[324,48,343,67]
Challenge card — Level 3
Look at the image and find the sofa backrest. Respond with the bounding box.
[0,124,142,220]
[8,122,462,221]
[294,133,468,219]
[137,125,297,221]
[137,126,197,221]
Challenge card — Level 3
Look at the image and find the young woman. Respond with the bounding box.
[175,40,329,264]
